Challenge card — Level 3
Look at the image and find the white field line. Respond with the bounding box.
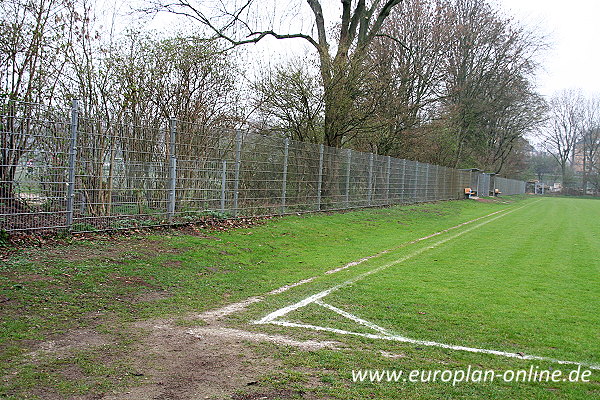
[267,320,600,370]
[323,208,508,275]
[198,278,319,321]
[268,277,316,295]
[248,200,600,370]
[199,205,515,320]
[198,296,263,321]
[255,203,528,325]
[315,300,394,336]
[186,326,340,351]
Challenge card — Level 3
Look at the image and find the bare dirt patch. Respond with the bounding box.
[98,297,342,400]
[197,297,264,322]
[111,275,156,289]
[41,239,181,264]
[100,318,282,400]
[162,260,183,268]
[27,328,112,361]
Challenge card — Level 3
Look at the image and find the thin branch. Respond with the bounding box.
[365,0,403,45]
[152,2,319,51]
[375,33,411,54]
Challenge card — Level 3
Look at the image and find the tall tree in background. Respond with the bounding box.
[579,96,600,193]
[364,0,448,157]
[153,0,405,147]
[352,0,545,173]
[540,90,584,187]
[440,0,545,170]
[244,0,545,176]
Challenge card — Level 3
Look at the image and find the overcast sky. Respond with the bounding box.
[118,0,600,99]
[499,0,600,97]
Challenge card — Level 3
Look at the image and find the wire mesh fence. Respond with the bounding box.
[1,98,526,233]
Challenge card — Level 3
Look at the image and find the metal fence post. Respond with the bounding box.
[434,165,439,200]
[167,117,177,222]
[220,160,227,214]
[400,159,406,203]
[424,163,430,201]
[445,168,451,199]
[438,166,442,200]
[385,156,391,204]
[367,153,374,206]
[317,144,324,211]
[281,138,289,214]
[66,99,79,229]
[345,149,351,207]
[233,131,242,216]
[413,161,419,202]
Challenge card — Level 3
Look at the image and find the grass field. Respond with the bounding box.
[1,196,598,399]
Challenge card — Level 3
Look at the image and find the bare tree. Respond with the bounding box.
[441,0,546,170]
[251,59,324,143]
[1,0,73,206]
[540,90,585,187]
[349,0,545,173]
[364,0,449,157]
[475,77,546,174]
[151,0,405,147]
[579,97,600,193]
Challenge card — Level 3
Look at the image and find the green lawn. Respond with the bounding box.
[235,197,600,399]
[1,196,598,399]
[276,197,599,362]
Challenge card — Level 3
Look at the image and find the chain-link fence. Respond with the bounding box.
[1,99,526,233]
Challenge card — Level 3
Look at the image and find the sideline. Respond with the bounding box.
[247,199,600,370]
[199,203,520,320]
[255,201,534,324]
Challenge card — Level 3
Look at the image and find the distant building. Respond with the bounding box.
[572,140,586,173]
[572,130,600,194]
[572,132,599,174]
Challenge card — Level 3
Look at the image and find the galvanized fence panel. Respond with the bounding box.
[174,122,236,219]
[1,99,527,233]
[321,145,348,211]
[1,100,71,231]
[495,176,525,195]
[72,116,171,231]
[235,132,287,215]
[284,138,319,213]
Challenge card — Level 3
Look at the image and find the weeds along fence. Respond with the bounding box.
[1,99,526,233]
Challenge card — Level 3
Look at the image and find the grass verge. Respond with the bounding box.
[4,196,596,399]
